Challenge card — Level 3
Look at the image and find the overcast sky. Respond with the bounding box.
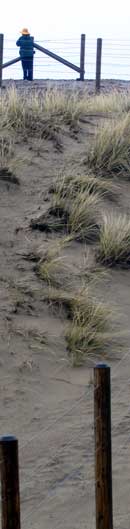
[1,0,130,40]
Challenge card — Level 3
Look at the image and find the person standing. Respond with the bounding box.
[16,29,35,81]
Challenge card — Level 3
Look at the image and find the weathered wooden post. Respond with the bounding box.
[0,34,4,88]
[94,364,113,529]
[95,38,102,92]
[32,36,34,81]
[80,33,85,81]
[0,435,21,529]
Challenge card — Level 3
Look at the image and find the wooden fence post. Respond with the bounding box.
[32,37,34,80]
[94,364,113,529]
[80,34,85,81]
[0,435,21,529]
[95,38,102,92]
[0,34,4,88]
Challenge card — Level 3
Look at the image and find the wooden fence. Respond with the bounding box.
[0,33,86,86]
[0,364,113,529]
[0,33,105,91]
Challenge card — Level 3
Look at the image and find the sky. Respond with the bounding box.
[1,0,130,40]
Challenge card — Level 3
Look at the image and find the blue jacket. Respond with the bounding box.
[16,35,35,58]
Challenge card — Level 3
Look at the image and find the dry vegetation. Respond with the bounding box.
[1,85,130,137]
[1,86,130,364]
[31,189,101,241]
[0,135,20,184]
[86,114,130,177]
[49,172,119,201]
[97,213,130,267]
[42,286,111,366]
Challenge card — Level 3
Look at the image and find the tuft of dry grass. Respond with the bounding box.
[65,291,115,365]
[1,88,130,141]
[0,136,14,171]
[44,286,112,365]
[0,87,61,146]
[50,172,119,202]
[0,135,20,184]
[34,237,106,289]
[86,114,130,178]
[31,189,101,242]
[43,88,130,118]
[43,88,83,126]
[68,190,101,241]
[35,236,74,288]
[97,212,130,267]
[85,90,130,114]
[0,87,85,137]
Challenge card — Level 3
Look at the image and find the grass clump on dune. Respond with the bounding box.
[0,136,14,172]
[31,189,101,242]
[68,190,100,241]
[86,90,130,114]
[1,88,130,139]
[97,213,130,267]
[50,172,119,202]
[35,236,73,288]
[43,88,84,126]
[44,286,112,366]
[86,114,130,178]
[44,89,130,118]
[0,88,61,140]
[32,237,105,289]
[0,87,85,136]
[66,307,111,366]
[0,135,19,184]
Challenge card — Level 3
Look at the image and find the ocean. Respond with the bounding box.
[2,37,130,81]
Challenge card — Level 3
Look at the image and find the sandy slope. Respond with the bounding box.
[0,91,130,528]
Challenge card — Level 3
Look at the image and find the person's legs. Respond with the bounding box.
[27,58,33,81]
[21,59,28,80]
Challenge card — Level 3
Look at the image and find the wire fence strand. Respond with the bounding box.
[2,37,130,81]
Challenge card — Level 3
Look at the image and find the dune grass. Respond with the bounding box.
[1,86,128,364]
[0,136,14,170]
[38,256,70,288]
[48,185,101,242]
[86,114,130,178]
[0,135,20,184]
[44,286,112,365]
[43,88,130,118]
[97,212,130,267]
[31,188,101,242]
[0,87,85,135]
[31,236,106,289]
[1,87,130,140]
[50,172,119,202]
[35,236,74,288]
[68,190,100,241]
[85,90,130,114]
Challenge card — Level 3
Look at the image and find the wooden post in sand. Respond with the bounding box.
[0,436,21,529]
[96,38,102,92]
[94,364,113,529]
[0,34,4,88]
[80,34,86,80]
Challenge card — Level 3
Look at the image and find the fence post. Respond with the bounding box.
[95,38,102,92]
[80,34,85,81]
[0,436,21,529]
[94,364,113,529]
[32,36,34,81]
[0,34,4,88]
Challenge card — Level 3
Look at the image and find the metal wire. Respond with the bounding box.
[2,37,130,81]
